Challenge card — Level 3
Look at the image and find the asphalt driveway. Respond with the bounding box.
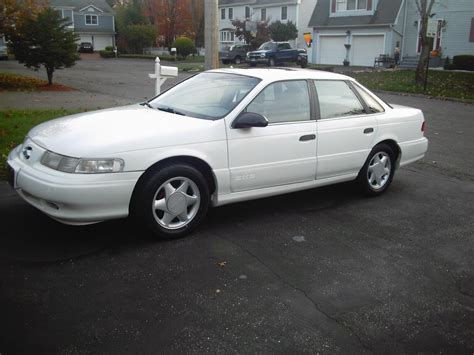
[0,59,473,354]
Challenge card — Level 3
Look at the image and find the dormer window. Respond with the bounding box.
[336,0,369,11]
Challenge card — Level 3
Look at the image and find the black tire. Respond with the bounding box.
[131,164,210,239]
[357,143,396,196]
[234,56,242,65]
[222,59,229,65]
[268,57,276,66]
[248,63,257,67]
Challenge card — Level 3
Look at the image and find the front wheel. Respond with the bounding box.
[268,57,276,66]
[234,56,241,65]
[131,164,210,239]
[357,143,396,196]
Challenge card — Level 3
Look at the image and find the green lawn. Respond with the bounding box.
[0,109,83,179]
[349,70,474,101]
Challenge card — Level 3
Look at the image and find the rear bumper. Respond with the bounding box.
[399,137,429,167]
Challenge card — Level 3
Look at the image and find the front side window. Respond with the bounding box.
[281,6,287,20]
[246,80,311,124]
[313,80,365,119]
[278,43,291,50]
[85,14,98,25]
[352,83,384,113]
[149,73,260,120]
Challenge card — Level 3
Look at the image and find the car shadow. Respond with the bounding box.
[0,181,362,264]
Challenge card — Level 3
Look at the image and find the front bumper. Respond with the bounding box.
[7,142,142,225]
[247,56,268,64]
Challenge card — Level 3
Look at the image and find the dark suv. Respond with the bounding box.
[78,42,94,53]
[219,44,249,65]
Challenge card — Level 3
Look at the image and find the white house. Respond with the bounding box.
[308,0,474,67]
[218,0,317,57]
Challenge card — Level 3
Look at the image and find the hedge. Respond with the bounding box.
[99,50,115,58]
[451,55,474,71]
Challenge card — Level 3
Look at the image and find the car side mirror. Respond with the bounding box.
[232,112,268,129]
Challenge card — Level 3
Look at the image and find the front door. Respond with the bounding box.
[227,80,317,192]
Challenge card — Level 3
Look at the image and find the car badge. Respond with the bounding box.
[22,146,33,160]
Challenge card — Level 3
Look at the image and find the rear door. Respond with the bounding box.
[314,80,381,179]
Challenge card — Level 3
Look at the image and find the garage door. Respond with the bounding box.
[319,36,346,65]
[352,35,385,66]
[93,35,113,51]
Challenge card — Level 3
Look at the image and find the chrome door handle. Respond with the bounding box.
[299,134,316,141]
[364,128,374,134]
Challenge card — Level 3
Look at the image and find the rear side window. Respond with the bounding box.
[352,83,385,113]
[313,80,365,119]
[246,80,311,124]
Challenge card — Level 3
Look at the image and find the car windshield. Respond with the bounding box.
[259,42,276,51]
[148,72,261,120]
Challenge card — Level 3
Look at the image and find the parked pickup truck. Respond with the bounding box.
[219,44,249,65]
[247,41,307,68]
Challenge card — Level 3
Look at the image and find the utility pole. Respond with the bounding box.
[204,0,219,70]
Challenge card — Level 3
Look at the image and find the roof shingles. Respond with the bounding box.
[308,0,402,28]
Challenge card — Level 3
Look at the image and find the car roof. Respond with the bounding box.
[209,68,354,82]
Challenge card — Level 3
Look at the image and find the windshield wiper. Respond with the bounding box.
[157,106,186,116]
[140,102,153,108]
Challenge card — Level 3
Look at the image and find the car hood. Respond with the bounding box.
[28,104,225,157]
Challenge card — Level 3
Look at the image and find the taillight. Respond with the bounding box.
[421,121,426,133]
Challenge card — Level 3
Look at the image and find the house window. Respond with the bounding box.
[85,14,98,25]
[220,30,235,43]
[281,6,287,20]
[335,0,368,11]
[470,18,474,42]
[221,8,225,20]
[245,6,250,19]
[261,8,266,21]
[229,8,233,20]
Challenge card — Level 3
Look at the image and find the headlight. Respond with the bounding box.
[41,151,124,174]
[260,53,266,58]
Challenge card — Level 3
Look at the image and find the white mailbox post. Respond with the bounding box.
[148,57,179,95]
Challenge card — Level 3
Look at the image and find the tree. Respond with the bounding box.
[0,0,45,36]
[415,0,435,85]
[172,36,196,58]
[115,1,153,53]
[232,19,270,50]
[123,24,157,53]
[8,8,79,85]
[268,21,298,42]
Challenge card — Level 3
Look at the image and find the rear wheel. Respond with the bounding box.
[222,59,229,65]
[357,143,395,196]
[234,56,242,65]
[131,164,210,239]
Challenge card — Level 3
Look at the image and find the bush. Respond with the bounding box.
[105,46,114,51]
[452,55,474,71]
[172,37,196,59]
[99,50,115,58]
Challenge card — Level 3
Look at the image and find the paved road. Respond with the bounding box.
[0,59,473,354]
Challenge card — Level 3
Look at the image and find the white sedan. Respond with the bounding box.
[7,69,428,239]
